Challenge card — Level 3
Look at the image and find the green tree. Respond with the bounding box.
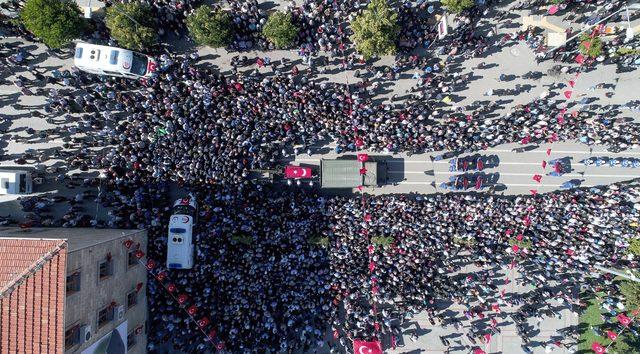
[579,33,603,58]
[619,279,640,310]
[186,6,233,48]
[441,0,475,13]
[262,11,298,49]
[20,0,85,49]
[628,238,640,256]
[105,3,157,51]
[350,0,399,59]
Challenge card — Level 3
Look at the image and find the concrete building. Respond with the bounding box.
[0,227,148,354]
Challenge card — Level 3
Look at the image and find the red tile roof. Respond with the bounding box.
[0,238,67,353]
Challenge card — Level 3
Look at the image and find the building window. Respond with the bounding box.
[127,331,137,349]
[97,306,114,328]
[127,250,138,268]
[127,290,138,309]
[66,271,81,295]
[98,258,113,280]
[65,325,80,348]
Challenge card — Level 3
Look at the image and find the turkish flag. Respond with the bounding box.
[197,317,210,328]
[607,330,618,341]
[364,214,372,222]
[512,244,520,253]
[156,271,167,281]
[355,138,364,147]
[617,313,632,326]
[146,259,156,270]
[357,153,369,162]
[546,148,552,156]
[477,159,484,170]
[360,168,368,175]
[530,189,538,195]
[548,5,559,15]
[564,90,573,99]
[187,305,198,316]
[368,261,375,272]
[284,165,312,179]
[582,41,592,50]
[575,54,585,64]
[554,162,562,174]
[475,177,482,190]
[569,80,576,88]
[473,349,486,354]
[516,234,523,241]
[484,333,491,343]
[533,174,542,183]
[177,294,188,305]
[353,340,382,354]
[521,136,531,144]
[591,342,605,353]
[542,160,547,169]
[566,249,574,256]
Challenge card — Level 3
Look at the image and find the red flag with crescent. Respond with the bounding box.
[284,166,312,179]
[575,54,585,64]
[146,259,156,270]
[607,330,618,341]
[177,294,188,305]
[156,271,167,281]
[368,261,375,272]
[355,138,364,147]
[530,189,538,195]
[521,136,531,144]
[473,349,486,354]
[516,234,523,241]
[512,245,520,253]
[492,303,501,312]
[617,313,631,326]
[360,168,367,175]
[124,239,133,248]
[591,342,605,353]
[353,340,382,354]
[187,305,198,316]
[564,90,573,99]
[547,148,552,156]
[167,283,177,293]
[484,333,491,343]
[533,174,542,183]
[542,160,547,169]
[135,250,145,259]
[357,153,369,162]
[197,317,210,328]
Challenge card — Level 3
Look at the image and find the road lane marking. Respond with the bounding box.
[397,181,604,187]
[386,171,640,178]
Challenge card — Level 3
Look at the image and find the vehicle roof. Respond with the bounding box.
[74,42,135,72]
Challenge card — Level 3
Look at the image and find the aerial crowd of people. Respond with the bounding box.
[1,0,640,352]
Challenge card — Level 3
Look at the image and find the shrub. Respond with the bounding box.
[441,0,475,14]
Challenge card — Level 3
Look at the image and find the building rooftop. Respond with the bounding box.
[0,238,67,352]
[0,227,144,252]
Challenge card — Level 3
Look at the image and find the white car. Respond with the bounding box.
[167,194,197,270]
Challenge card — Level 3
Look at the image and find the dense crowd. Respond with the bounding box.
[3,0,640,352]
[137,182,640,352]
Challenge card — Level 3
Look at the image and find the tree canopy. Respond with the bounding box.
[105,3,157,51]
[20,0,85,49]
[579,33,603,58]
[262,11,298,49]
[350,0,399,59]
[441,0,475,13]
[186,5,233,48]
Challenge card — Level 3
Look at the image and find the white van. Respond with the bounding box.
[0,170,32,195]
[167,194,197,270]
[73,42,158,79]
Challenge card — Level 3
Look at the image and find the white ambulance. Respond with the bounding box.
[167,194,197,270]
[73,42,158,79]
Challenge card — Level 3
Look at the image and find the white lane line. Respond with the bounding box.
[398,181,602,187]
[387,171,640,178]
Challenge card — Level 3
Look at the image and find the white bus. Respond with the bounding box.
[73,42,157,79]
[167,195,197,270]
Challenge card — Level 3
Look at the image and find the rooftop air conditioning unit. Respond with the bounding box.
[80,325,92,344]
[116,305,125,321]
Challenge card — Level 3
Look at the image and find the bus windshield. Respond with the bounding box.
[130,53,148,76]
